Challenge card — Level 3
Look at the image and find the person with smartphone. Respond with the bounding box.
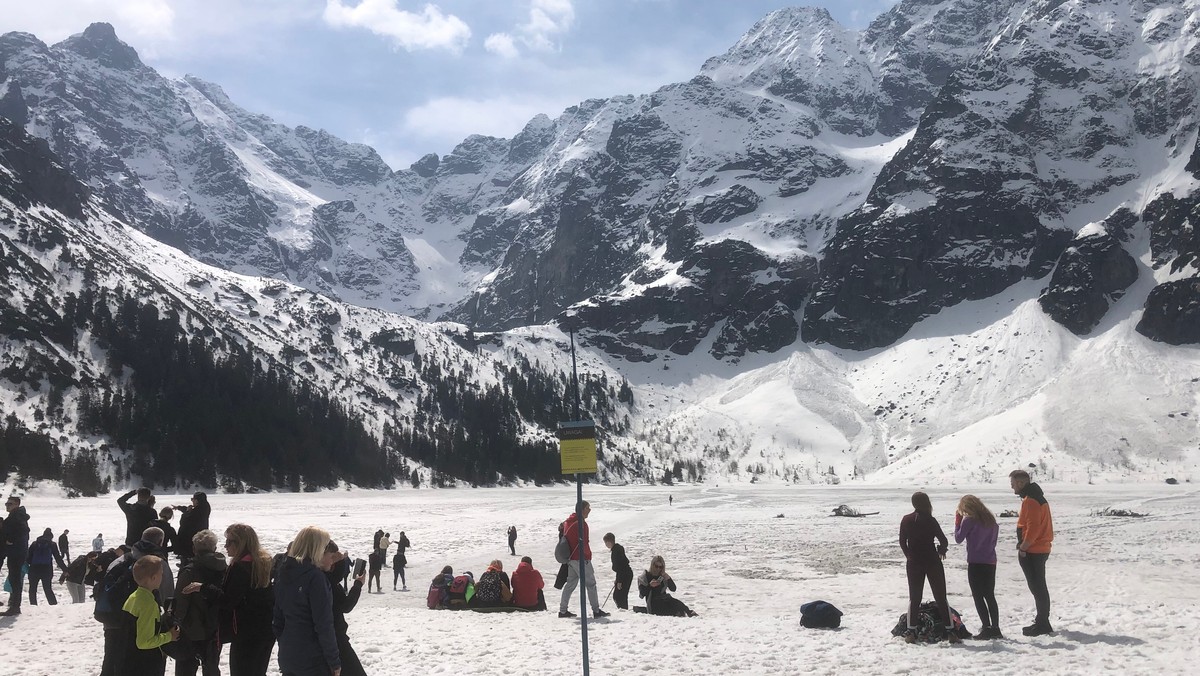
[324,542,366,676]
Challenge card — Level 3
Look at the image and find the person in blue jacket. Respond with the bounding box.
[273,526,341,676]
[26,528,68,605]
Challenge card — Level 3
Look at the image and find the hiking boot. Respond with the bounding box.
[0,609,20,616]
[1022,622,1053,637]
[558,610,576,618]
[592,609,610,619]
[902,628,917,644]
[944,629,962,644]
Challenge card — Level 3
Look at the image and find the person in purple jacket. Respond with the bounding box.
[898,491,959,643]
[955,495,1002,639]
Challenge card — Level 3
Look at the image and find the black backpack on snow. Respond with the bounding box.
[800,600,843,628]
[93,553,139,625]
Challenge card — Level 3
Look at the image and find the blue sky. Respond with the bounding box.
[1,0,899,168]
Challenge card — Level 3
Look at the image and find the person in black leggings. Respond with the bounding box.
[899,491,958,643]
[955,494,1001,638]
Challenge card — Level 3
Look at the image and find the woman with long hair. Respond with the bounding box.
[636,555,698,617]
[219,523,276,675]
[898,492,958,643]
[955,494,1001,639]
[273,526,341,676]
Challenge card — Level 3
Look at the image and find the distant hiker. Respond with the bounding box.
[396,531,410,555]
[218,523,276,674]
[118,488,158,546]
[2,495,31,616]
[507,526,518,556]
[122,555,181,676]
[173,529,227,676]
[372,528,384,556]
[58,528,71,562]
[62,551,98,603]
[669,494,673,506]
[273,526,340,676]
[898,491,958,643]
[150,507,178,559]
[637,555,697,617]
[392,548,407,591]
[175,492,211,567]
[1010,470,1054,636]
[558,501,609,619]
[378,532,391,567]
[27,527,68,605]
[511,556,546,611]
[324,541,368,676]
[955,495,1002,639]
[93,533,105,552]
[368,549,384,593]
[603,532,634,610]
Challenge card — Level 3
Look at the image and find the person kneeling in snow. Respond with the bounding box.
[637,556,697,617]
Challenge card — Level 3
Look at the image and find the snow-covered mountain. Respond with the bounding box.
[2,0,1199,490]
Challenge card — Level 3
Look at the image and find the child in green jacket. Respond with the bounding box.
[122,555,180,675]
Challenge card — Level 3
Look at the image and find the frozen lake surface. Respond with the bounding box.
[1,483,1197,675]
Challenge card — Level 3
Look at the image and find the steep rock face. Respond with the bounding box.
[0,116,88,219]
[1138,189,1200,344]
[804,0,1200,349]
[1137,279,1200,344]
[1038,228,1138,335]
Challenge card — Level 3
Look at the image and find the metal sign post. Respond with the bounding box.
[556,325,596,676]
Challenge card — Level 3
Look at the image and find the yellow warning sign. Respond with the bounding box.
[557,421,597,474]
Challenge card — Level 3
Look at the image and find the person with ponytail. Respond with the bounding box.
[898,491,958,643]
[955,495,1001,639]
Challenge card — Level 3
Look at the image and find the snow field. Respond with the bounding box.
[0,484,1197,675]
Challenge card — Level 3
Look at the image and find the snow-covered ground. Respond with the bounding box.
[1,483,1196,675]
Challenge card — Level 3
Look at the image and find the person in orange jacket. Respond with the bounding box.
[1010,470,1053,636]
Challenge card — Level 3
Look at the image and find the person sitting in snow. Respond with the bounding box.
[637,556,697,617]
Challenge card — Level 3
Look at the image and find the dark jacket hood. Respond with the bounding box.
[194,550,228,573]
[1018,482,1048,505]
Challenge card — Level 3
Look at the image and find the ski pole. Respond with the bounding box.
[601,582,615,609]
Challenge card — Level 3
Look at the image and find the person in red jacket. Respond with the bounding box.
[558,501,609,619]
[510,556,545,611]
[1010,470,1054,636]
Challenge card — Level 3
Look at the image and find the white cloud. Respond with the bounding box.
[484,33,519,59]
[401,94,568,145]
[322,0,471,52]
[0,0,175,44]
[483,0,575,58]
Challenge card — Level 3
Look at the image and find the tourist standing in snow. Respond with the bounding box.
[954,495,1001,638]
[1010,470,1054,636]
[150,507,178,560]
[61,550,97,603]
[58,529,70,562]
[558,501,609,619]
[392,547,407,591]
[324,542,367,676]
[273,526,341,676]
[176,492,211,567]
[26,527,68,605]
[507,526,518,556]
[118,487,158,546]
[2,495,31,616]
[602,533,634,610]
[367,549,384,593]
[218,524,276,676]
[93,533,105,552]
[377,533,391,567]
[637,556,697,617]
[174,529,228,676]
[898,491,958,643]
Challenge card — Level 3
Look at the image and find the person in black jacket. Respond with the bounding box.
[61,550,97,603]
[174,529,228,676]
[151,507,178,561]
[637,556,697,617]
[324,542,366,676]
[58,529,71,562]
[367,550,384,594]
[602,533,634,610]
[273,526,341,676]
[507,526,518,556]
[118,488,158,546]
[216,524,276,676]
[26,528,68,605]
[175,493,211,568]
[2,496,32,615]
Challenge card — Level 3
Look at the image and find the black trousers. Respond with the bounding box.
[967,563,999,629]
[393,566,406,588]
[28,563,57,605]
[613,572,633,610]
[369,568,382,592]
[338,638,367,676]
[906,558,951,628]
[1019,553,1051,625]
[100,623,126,676]
[174,638,221,676]
[5,551,26,609]
[228,635,275,676]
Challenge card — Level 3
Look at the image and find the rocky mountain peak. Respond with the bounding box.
[57,22,143,70]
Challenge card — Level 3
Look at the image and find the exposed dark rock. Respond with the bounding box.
[1143,192,1200,271]
[695,184,761,224]
[1137,279,1200,345]
[57,23,142,70]
[0,116,88,219]
[1038,230,1138,335]
[410,153,439,177]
